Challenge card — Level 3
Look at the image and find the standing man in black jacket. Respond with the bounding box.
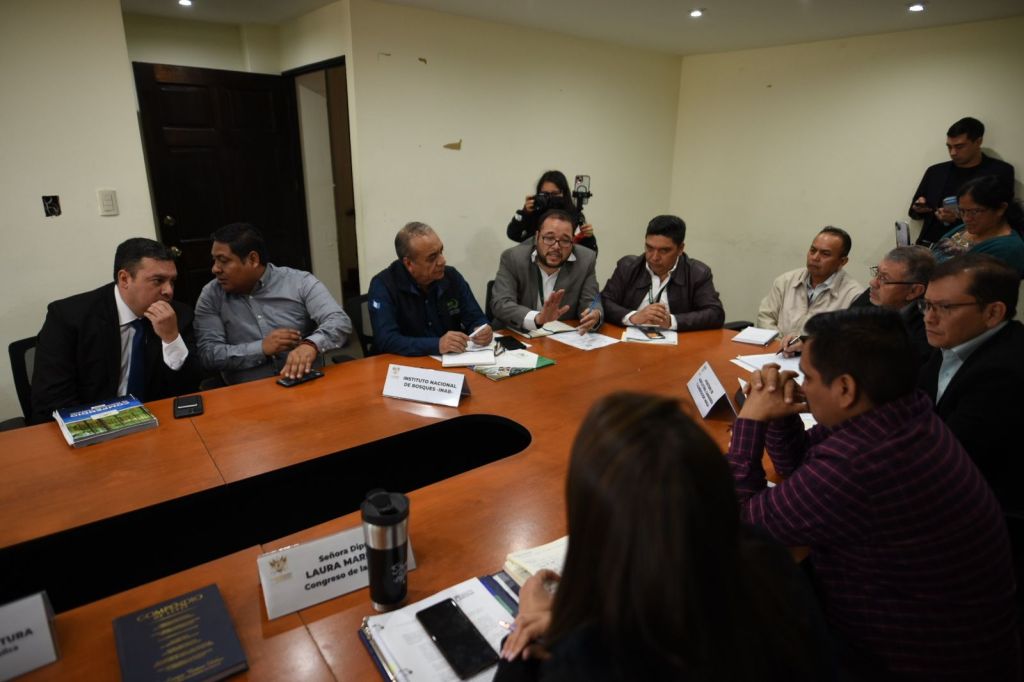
[31,238,201,423]
[601,214,724,331]
[909,117,1015,246]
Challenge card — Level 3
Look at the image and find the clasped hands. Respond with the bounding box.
[739,364,808,422]
[630,302,671,329]
[537,289,599,334]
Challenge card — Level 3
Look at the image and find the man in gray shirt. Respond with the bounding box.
[195,223,352,384]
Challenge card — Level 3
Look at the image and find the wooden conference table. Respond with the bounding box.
[3,326,760,680]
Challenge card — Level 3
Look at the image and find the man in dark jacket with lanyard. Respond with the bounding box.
[601,214,724,331]
[369,222,492,356]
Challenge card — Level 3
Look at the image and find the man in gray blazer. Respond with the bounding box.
[491,208,602,334]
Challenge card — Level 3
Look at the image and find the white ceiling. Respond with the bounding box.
[121,0,1024,55]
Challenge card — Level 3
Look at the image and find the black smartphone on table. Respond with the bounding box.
[276,369,324,387]
[172,395,204,419]
[415,598,498,679]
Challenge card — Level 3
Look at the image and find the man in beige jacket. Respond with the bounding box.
[756,226,862,344]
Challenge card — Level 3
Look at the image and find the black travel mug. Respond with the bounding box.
[361,489,410,612]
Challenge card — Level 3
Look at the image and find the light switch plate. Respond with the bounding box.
[97,189,119,216]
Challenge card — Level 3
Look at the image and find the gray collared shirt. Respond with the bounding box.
[194,263,352,384]
[936,321,1007,403]
[804,270,839,304]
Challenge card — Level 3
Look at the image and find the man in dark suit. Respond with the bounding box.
[491,208,602,334]
[918,253,1024,513]
[600,214,723,331]
[30,238,200,423]
[909,117,1015,245]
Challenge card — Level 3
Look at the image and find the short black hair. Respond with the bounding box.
[537,208,576,231]
[931,253,1018,320]
[947,117,985,140]
[804,307,915,407]
[818,226,851,258]
[112,238,174,282]
[646,215,686,245]
[211,222,268,265]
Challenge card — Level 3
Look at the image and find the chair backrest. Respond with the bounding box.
[9,336,37,421]
[485,279,495,321]
[344,294,375,357]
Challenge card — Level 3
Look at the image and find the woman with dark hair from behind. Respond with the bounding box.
[930,174,1024,276]
[495,392,832,682]
[506,170,598,251]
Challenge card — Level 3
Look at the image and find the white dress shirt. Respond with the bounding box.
[623,258,680,330]
[936,321,1007,403]
[522,249,577,331]
[114,287,187,395]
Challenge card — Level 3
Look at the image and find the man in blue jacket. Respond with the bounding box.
[369,222,492,356]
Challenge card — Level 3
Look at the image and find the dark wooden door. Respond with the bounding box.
[133,62,311,307]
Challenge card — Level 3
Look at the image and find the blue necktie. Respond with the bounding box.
[126,318,146,399]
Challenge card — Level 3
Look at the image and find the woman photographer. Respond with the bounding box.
[506,170,597,252]
[495,392,831,682]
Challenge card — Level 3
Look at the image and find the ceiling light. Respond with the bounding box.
[690,8,704,18]
[179,0,192,6]
[908,3,925,12]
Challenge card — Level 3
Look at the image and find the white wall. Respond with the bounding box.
[296,71,345,305]
[0,0,157,420]
[123,12,247,71]
[347,0,682,303]
[278,0,351,73]
[670,17,1024,324]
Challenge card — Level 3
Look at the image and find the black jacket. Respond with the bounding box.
[30,284,201,424]
[600,254,724,331]
[919,320,1024,513]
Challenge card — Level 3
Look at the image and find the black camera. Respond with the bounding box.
[531,192,586,227]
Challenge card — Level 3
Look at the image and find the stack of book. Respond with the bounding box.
[53,395,158,448]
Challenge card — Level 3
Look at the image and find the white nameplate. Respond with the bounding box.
[686,361,733,418]
[383,364,465,407]
[257,524,417,620]
[0,592,59,680]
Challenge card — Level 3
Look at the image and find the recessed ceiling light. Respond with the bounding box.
[908,3,925,12]
[690,8,704,18]
[179,0,192,6]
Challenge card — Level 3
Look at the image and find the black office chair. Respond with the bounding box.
[344,294,375,357]
[1,336,38,430]
[484,279,495,321]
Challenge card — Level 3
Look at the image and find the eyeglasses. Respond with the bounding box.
[539,235,573,248]
[958,207,990,218]
[868,266,919,286]
[915,299,981,315]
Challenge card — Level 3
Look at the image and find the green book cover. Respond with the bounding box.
[473,355,555,382]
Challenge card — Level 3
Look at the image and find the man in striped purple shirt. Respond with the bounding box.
[728,307,1019,680]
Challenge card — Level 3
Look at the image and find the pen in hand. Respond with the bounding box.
[579,296,600,335]
[777,335,803,356]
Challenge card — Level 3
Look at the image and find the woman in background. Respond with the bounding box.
[506,170,597,252]
[495,392,832,682]
[931,175,1024,276]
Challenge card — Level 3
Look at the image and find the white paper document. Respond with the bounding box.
[361,577,512,682]
[622,327,678,345]
[731,353,804,384]
[547,331,620,351]
[731,326,779,346]
[503,536,568,586]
